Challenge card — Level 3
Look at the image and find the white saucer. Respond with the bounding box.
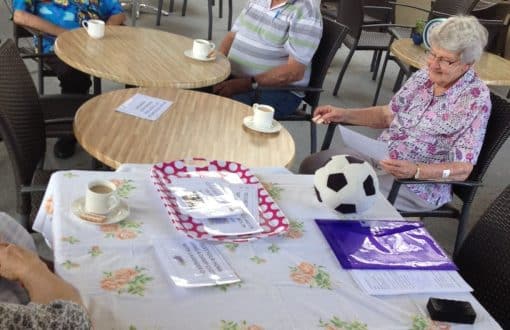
[71,197,130,225]
[184,49,216,62]
[243,116,282,133]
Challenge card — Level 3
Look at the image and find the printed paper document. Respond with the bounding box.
[350,270,472,295]
[116,93,172,121]
[339,125,389,162]
[154,238,240,287]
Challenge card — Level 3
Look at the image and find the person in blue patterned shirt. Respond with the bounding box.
[13,0,125,158]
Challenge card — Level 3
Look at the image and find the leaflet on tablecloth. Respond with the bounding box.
[154,238,240,287]
[350,269,472,295]
[315,220,456,270]
[116,93,172,121]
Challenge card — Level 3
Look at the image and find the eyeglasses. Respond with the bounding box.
[425,50,460,68]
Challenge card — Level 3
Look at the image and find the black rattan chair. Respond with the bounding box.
[0,39,91,229]
[254,17,349,154]
[454,184,510,329]
[330,0,408,97]
[387,92,510,256]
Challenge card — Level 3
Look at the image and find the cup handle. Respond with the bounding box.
[82,20,88,29]
[209,42,216,50]
[107,194,120,212]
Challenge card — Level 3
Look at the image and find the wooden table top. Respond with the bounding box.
[74,88,296,169]
[54,26,230,88]
[391,38,510,86]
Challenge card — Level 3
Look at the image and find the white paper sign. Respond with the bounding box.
[116,93,172,121]
[154,238,241,287]
[339,125,389,162]
[350,269,473,295]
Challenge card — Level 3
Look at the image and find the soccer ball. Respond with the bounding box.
[314,154,379,214]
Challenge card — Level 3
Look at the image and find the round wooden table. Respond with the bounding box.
[391,38,510,86]
[54,26,230,89]
[74,88,296,169]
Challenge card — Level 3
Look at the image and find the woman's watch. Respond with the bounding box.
[251,76,258,90]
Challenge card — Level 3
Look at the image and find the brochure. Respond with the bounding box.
[154,238,241,287]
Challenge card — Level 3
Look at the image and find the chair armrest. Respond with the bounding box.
[388,2,430,14]
[363,5,393,12]
[387,178,482,204]
[255,85,323,93]
[362,23,414,30]
[20,185,47,193]
[39,94,93,121]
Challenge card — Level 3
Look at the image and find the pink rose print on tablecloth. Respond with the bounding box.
[100,220,142,240]
[319,316,367,330]
[110,179,136,198]
[100,266,153,296]
[411,315,451,330]
[220,320,264,330]
[290,262,331,289]
[285,220,305,239]
[44,196,54,215]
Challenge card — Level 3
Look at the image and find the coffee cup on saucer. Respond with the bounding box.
[252,103,275,130]
[192,39,215,60]
[82,19,105,39]
[85,180,120,214]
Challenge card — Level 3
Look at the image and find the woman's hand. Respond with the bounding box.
[0,243,47,282]
[312,105,346,124]
[379,159,417,179]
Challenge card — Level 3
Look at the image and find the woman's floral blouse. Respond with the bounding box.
[378,68,491,206]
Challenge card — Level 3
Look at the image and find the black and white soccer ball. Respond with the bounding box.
[313,154,379,214]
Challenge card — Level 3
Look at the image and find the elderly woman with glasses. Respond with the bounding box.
[300,15,491,212]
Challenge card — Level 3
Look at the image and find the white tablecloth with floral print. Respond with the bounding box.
[32,166,501,330]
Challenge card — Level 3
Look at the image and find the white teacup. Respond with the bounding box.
[252,103,275,130]
[82,19,105,39]
[192,39,215,59]
[85,180,119,214]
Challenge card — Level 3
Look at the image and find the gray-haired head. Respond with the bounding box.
[429,15,488,64]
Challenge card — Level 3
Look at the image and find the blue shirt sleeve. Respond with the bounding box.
[13,0,34,13]
[100,0,124,18]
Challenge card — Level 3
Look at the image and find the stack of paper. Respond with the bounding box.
[167,177,262,236]
[316,220,472,295]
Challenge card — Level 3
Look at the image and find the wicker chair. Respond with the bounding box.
[0,39,91,229]
[387,92,510,256]
[157,0,232,40]
[454,185,510,329]
[254,17,350,154]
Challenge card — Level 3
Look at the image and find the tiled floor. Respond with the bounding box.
[1,0,509,256]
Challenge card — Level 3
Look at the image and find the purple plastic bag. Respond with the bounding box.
[316,220,456,270]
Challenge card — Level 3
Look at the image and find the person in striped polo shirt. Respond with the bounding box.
[212,0,323,116]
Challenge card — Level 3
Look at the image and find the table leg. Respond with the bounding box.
[93,77,102,95]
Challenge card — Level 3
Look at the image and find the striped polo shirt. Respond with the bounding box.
[229,0,323,87]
